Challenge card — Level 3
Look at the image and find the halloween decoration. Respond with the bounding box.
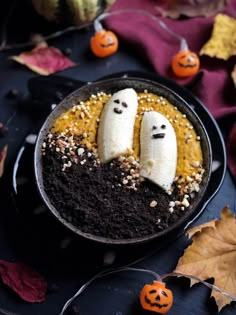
[140,111,177,193]
[97,88,138,162]
[140,280,173,314]
[90,30,118,58]
[31,0,116,25]
[171,50,200,77]
[59,265,236,315]
[37,77,211,243]
[91,10,199,76]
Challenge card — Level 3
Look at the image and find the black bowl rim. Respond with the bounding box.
[34,76,212,245]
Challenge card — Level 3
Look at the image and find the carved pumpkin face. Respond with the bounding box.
[90,30,118,58]
[171,50,200,77]
[140,281,173,314]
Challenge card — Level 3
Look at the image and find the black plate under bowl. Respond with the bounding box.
[34,76,212,245]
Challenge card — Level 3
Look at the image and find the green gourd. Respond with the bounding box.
[31,0,116,25]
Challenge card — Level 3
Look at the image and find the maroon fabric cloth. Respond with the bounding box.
[106,0,236,181]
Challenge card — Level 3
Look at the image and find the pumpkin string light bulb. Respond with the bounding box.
[91,9,200,77]
[171,48,200,77]
[140,280,173,314]
[59,267,236,315]
[90,14,118,58]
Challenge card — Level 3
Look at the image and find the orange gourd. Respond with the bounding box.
[90,30,118,58]
[171,50,200,77]
[140,280,173,314]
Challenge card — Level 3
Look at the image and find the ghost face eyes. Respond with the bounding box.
[113,99,128,115]
[152,124,166,139]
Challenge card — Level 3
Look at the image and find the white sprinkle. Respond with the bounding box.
[77,148,85,156]
[192,161,200,168]
[169,201,175,207]
[150,200,157,207]
[169,207,174,213]
[182,198,190,207]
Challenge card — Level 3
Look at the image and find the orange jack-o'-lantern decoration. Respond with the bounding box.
[90,29,118,58]
[140,280,173,314]
[171,50,200,77]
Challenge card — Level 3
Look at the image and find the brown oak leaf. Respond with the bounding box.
[175,206,236,311]
[0,144,8,178]
[156,0,229,19]
[10,42,75,76]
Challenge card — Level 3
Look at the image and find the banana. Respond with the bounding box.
[97,88,138,163]
[140,111,177,193]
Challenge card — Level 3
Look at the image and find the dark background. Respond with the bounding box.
[0,1,236,315]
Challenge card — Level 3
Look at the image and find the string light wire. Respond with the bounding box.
[94,9,189,51]
[59,267,236,315]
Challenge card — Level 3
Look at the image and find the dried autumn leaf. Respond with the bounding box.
[186,218,217,238]
[175,206,236,311]
[10,42,75,76]
[0,144,8,178]
[200,14,236,60]
[0,260,47,303]
[156,0,229,19]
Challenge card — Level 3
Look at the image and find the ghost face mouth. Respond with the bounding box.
[114,107,123,114]
[113,99,128,114]
[152,133,165,139]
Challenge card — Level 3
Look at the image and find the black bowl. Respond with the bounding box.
[34,77,212,245]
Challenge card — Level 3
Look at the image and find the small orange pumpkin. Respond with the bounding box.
[90,30,118,58]
[140,280,173,314]
[171,50,200,77]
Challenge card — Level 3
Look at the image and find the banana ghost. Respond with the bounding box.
[140,111,177,192]
[97,88,138,163]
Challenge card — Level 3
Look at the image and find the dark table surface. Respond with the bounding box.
[0,8,236,315]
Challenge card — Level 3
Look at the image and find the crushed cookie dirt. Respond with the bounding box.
[42,145,192,240]
[41,89,205,241]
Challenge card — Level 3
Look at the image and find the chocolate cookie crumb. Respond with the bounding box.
[42,138,190,240]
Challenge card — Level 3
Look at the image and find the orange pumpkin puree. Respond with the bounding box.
[52,91,203,189]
